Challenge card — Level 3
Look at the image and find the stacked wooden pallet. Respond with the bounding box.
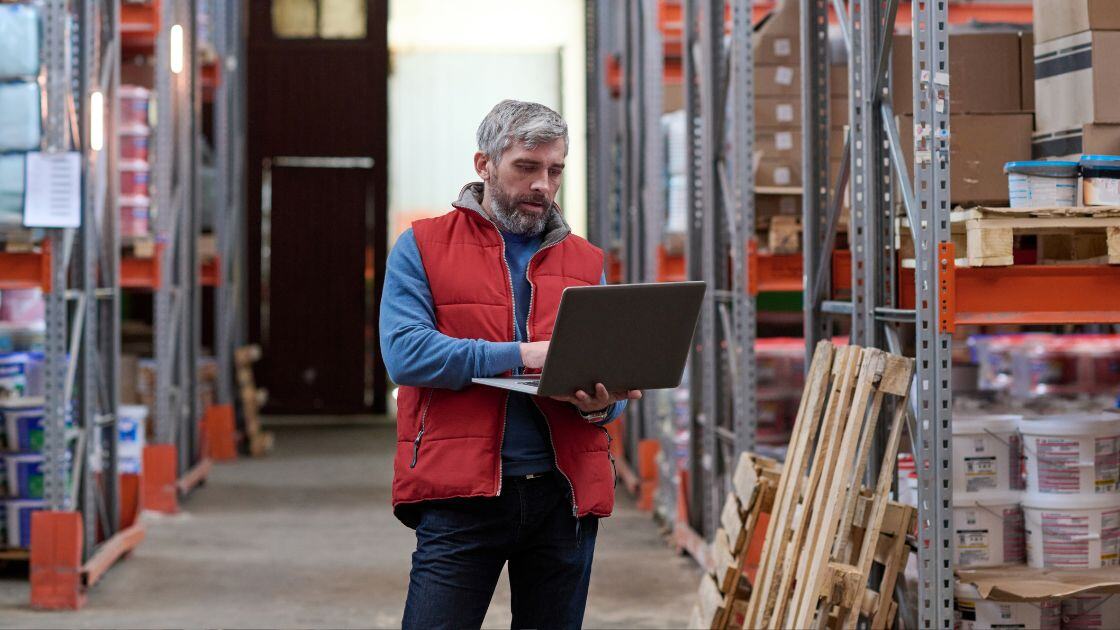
[691,340,917,629]
[744,341,914,629]
[235,345,273,457]
[898,205,1120,267]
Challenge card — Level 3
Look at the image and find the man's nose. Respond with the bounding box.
[530,171,549,192]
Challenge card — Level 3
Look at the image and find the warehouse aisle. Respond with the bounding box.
[0,423,698,628]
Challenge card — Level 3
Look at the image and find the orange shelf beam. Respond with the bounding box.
[899,263,1120,327]
[0,240,52,291]
[121,1,159,54]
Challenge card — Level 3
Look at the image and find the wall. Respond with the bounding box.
[387,0,588,241]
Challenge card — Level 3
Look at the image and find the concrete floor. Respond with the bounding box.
[0,422,699,628]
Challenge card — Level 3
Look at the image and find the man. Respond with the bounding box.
[380,100,642,629]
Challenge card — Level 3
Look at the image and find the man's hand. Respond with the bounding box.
[520,341,550,370]
[550,383,642,414]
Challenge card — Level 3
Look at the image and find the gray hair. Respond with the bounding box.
[476,100,568,164]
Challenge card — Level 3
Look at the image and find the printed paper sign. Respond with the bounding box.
[23,151,81,228]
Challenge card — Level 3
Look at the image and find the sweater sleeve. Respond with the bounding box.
[379,229,523,390]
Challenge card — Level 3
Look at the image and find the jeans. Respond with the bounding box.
[401,472,598,630]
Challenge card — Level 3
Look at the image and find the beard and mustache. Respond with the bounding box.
[487,177,552,237]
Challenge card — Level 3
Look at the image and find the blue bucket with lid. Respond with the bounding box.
[1004,161,1079,208]
[1079,155,1120,206]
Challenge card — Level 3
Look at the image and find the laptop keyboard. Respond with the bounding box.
[518,381,539,386]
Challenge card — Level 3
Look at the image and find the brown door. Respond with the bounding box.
[247,0,388,414]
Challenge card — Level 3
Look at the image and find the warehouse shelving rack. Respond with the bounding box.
[587,0,757,562]
[23,0,146,610]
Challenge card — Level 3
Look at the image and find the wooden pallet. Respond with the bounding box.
[734,341,915,630]
[122,235,157,259]
[235,345,273,457]
[899,206,1120,268]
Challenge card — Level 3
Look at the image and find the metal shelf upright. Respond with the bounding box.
[682,0,756,546]
[30,0,145,610]
[801,0,953,627]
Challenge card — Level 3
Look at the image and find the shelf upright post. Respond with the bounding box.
[801,0,832,360]
[213,0,241,407]
[640,0,665,442]
[729,0,756,461]
[153,0,178,455]
[40,0,73,518]
[911,0,954,627]
[183,0,202,474]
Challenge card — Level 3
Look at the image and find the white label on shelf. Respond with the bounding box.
[776,103,794,123]
[775,132,794,151]
[934,71,950,86]
[774,38,792,57]
[775,66,794,86]
[22,151,82,228]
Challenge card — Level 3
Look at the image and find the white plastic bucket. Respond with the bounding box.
[952,491,1024,567]
[118,404,148,474]
[1004,161,1079,209]
[0,352,31,399]
[1022,491,1120,569]
[953,415,1022,494]
[954,581,1060,630]
[1062,593,1120,630]
[1020,414,1120,496]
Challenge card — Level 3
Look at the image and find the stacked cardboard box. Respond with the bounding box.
[754,0,848,189]
[1031,0,1120,158]
[893,30,1034,205]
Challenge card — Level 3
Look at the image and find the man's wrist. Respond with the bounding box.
[577,404,612,421]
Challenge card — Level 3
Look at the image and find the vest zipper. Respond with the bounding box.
[410,390,435,468]
[480,213,519,498]
[525,237,581,516]
[601,425,618,486]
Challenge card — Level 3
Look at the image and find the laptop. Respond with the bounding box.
[472,281,706,397]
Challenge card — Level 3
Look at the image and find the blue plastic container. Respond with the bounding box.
[5,498,46,548]
[1079,155,1120,206]
[1004,161,1079,208]
[1,398,44,451]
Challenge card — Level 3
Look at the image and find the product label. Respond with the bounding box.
[774,38,791,57]
[1063,594,1116,630]
[1094,436,1120,493]
[1041,510,1090,567]
[1009,434,1024,491]
[775,132,793,151]
[0,362,27,398]
[776,103,794,123]
[1003,507,1025,564]
[957,525,991,566]
[773,167,791,186]
[1036,438,1082,493]
[1103,509,1120,566]
[965,456,998,492]
[775,66,794,86]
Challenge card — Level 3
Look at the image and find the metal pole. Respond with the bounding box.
[801,0,831,363]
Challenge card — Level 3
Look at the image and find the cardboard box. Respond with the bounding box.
[754,0,799,65]
[756,64,848,97]
[1033,123,1120,159]
[1020,32,1034,111]
[663,81,684,113]
[756,193,800,225]
[899,113,1032,204]
[1032,0,1120,44]
[755,96,849,129]
[893,31,1026,114]
[1034,30,1120,132]
[756,158,801,188]
[758,128,848,160]
[120,353,140,405]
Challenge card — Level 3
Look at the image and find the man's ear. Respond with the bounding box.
[473,151,490,181]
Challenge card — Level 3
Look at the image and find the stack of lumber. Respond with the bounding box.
[235,345,273,457]
[692,340,917,629]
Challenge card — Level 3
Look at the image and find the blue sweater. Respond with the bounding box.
[380,228,625,476]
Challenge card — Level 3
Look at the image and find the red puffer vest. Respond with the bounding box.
[392,193,615,527]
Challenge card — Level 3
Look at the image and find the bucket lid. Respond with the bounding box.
[1019,412,1120,437]
[953,414,1021,435]
[1080,155,1120,171]
[953,490,1021,508]
[0,396,44,410]
[0,351,31,361]
[954,580,983,600]
[119,404,149,419]
[1004,160,1080,177]
[1022,491,1120,510]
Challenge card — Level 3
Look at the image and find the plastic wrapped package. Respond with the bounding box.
[0,288,44,324]
[0,4,40,80]
[0,153,24,226]
[0,81,41,151]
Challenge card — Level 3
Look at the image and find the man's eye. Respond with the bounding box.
[550,169,562,177]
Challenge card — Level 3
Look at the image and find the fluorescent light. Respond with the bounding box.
[170,24,184,74]
[90,91,104,151]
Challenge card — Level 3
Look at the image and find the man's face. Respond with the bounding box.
[476,138,566,236]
